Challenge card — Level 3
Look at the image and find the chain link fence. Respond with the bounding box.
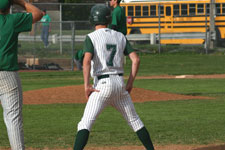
[16,3,97,71]
[15,2,225,71]
[18,21,77,71]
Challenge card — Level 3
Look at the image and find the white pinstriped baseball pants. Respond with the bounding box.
[78,74,144,132]
[0,71,25,150]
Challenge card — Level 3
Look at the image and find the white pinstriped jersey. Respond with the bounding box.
[83,28,133,77]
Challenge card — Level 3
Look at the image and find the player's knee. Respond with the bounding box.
[129,118,144,132]
[77,120,93,131]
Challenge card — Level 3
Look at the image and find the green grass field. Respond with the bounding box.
[0,53,225,149]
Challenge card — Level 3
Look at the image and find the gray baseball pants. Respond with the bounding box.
[0,71,25,150]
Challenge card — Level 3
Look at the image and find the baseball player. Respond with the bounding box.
[108,0,127,35]
[0,0,43,149]
[74,49,84,71]
[73,4,154,150]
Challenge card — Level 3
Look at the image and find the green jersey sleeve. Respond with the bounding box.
[13,13,33,33]
[83,35,94,57]
[124,38,134,56]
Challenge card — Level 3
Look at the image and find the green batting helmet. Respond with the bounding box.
[89,4,111,26]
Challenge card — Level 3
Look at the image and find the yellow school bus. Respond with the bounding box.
[120,0,225,44]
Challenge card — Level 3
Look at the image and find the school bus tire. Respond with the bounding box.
[130,28,141,34]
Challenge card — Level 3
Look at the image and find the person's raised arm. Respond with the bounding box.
[126,52,140,93]
[13,0,43,23]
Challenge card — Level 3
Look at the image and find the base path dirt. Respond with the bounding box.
[23,85,213,105]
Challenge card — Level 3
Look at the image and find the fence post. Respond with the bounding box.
[205,10,208,54]
[209,0,216,49]
[150,33,156,45]
[158,4,161,54]
[71,22,75,71]
[32,23,37,70]
[60,3,63,54]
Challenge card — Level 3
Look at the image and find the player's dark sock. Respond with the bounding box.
[136,127,155,150]
[73,129,90,150]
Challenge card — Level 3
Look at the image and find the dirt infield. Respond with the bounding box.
[23,85,213,105]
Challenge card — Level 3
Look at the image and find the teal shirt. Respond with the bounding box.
[41,14,51,26]
[109,6,127,35]
[0,13,33,71]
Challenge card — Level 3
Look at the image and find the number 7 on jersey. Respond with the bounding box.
[106,44,117,67]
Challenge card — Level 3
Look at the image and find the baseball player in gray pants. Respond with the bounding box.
[0,0,43,149]
[73,4,154,150]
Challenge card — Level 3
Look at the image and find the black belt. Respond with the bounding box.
[97,73,123,80]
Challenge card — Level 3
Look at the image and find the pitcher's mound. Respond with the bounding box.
[23,85,212,105]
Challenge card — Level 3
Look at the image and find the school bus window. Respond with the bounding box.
[159,5,164,16]
[166,6,171,16]
[128,6,134,16]
[150,5,156,16]
[143,6,149,16]
[173,4,180,16]
[222,3,225,14]
[189,4,196,15]
[181,4,188,15]
[216,3,221,14]
[206,3,210,14]
[135,6,141,16]
[197,4,204,14]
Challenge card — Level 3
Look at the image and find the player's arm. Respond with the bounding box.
[48,16,52,32]
[83,52,99,99]
[124,38,140,93]
[83,52,92,98]
[83,36,99,99]
[13,0,43,23]
[83,52,91,88]
[126,52,140,93]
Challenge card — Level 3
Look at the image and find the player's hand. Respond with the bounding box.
[126,83,133,93]
[84,85,99,99]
